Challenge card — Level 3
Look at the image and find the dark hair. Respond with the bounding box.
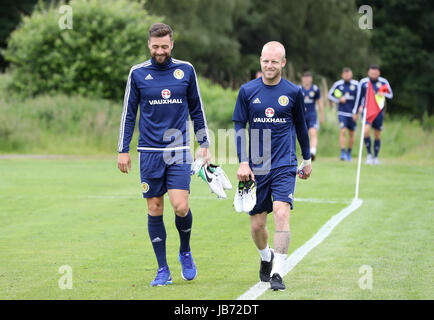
[368,64,380,71]
[342,67,352,73]
[302,71,312,77]
[148,23,173,40]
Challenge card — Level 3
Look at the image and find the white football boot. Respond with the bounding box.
[208,164,232,190]
[366,154,373,165]
[190,157,204,176]
[198,165,227,199]
[233,181,244,213]
[242,180,256,213]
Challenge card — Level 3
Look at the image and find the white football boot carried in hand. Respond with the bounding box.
[190,157,204,176]
[233,180,256,213]
[208,164,232,190]
[242,180,256,212]
[233,181,244,213]
[198,164,227,199]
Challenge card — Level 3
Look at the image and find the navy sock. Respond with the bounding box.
[347,148,352,155]
[175,209,192,253]
[147,214,167,269]
[374,139,381,157]
[364,137,372,155]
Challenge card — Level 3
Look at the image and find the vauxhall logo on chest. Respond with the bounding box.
[253,96,288,123]
[253,107,287,123]
[149,88,183,105]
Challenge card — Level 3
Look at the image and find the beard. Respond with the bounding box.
[152,53,171,65]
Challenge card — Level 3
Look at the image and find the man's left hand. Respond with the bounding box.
[297,159,312,180]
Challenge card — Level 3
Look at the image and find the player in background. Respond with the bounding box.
[328,67,359,161]
[353,64,393,165]
[233,41,312,291]
[300,72,323,160]
[117,23,210,286]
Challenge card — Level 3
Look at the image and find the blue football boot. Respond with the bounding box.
[340,149,346,161]
[150,266,172,286]
[179,251,197,280]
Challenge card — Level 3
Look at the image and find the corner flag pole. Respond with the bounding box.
[355,108,367,200]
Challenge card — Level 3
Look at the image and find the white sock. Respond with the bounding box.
[258,245,272,262]
[310,147,317,156]
[271,253,287,276]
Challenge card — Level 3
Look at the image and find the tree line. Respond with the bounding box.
[1,0,432,119]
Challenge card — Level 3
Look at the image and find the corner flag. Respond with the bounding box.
[366,81,389,123]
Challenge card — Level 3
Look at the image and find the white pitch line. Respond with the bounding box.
[293,197,350,204]
[237,198,363,300]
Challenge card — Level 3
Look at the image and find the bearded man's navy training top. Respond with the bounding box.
[353,77,393,114]
[118,57,209,153]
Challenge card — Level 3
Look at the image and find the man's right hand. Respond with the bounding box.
[118,153,131,174]
[237,162,255,182]
[353,106,363,121]
[339,96,346,104]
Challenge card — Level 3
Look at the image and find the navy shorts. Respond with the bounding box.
[139,150,192,198]
[366,111,383,131]
[249,165,297,215]
[305,113,319,130]
[338,115,356,131]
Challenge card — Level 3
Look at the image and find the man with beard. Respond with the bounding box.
[353,64,393,165]
[117,23,210,286]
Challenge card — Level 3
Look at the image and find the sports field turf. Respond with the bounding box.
[0,156,432,299]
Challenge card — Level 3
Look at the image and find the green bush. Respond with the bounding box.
[0,93,124,154]
[3,0,159,100]
[199,77,238,129]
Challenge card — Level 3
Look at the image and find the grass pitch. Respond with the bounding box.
[0,156,432,299]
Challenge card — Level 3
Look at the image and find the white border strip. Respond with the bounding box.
[237,198,363,300]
